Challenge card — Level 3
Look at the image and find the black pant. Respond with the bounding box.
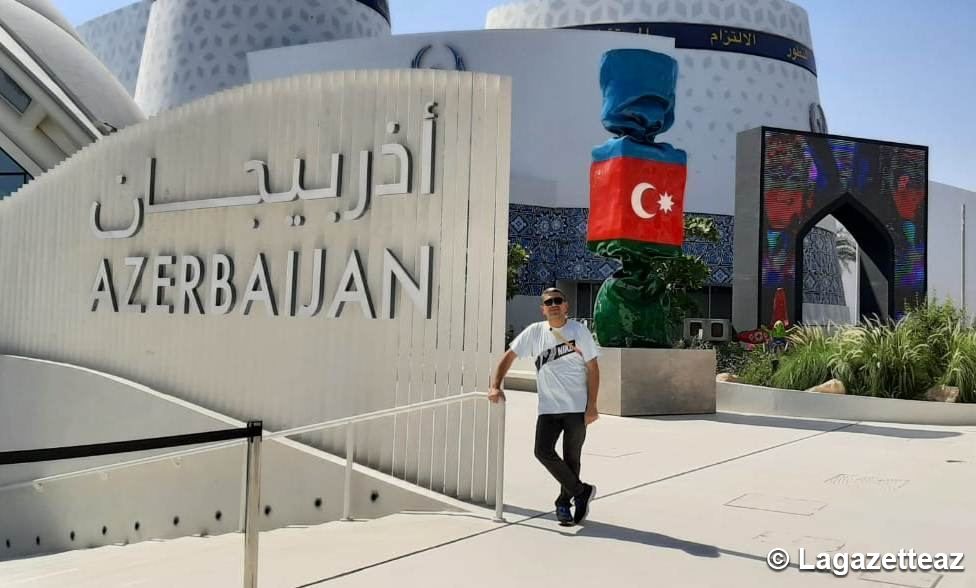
[534,413,587,506]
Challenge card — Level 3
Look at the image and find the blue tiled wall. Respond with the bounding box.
[803,227,847,306]
[508,205,845,305]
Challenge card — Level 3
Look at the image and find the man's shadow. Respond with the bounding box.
[295,508,773,586]
[505,506,717,558]
[504,505,767,564]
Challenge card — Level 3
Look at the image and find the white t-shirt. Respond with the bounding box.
[509,320,600,415]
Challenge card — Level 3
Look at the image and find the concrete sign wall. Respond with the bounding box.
[0,69,512,504]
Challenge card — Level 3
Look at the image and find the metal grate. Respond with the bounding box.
[824,474,909,491]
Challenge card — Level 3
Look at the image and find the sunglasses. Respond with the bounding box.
[542,297,565,306]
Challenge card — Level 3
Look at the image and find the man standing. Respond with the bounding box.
[488,288,600,526]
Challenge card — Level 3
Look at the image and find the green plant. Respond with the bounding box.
[829,318,937,400]
[941,327,976,403]
[506,243,530,301]
[685,216,720,242]
[652,255,711,325]
[650,216,720,328]
[715,342,749,374]
[727,298,976,403]
[826,327,866,394]
[768,326,832,390]
[505,325,516,349]
[903,297,968,359]
[674,334,712,350]
[737,347,777,386]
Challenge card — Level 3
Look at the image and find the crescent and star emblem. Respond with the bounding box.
[630,182,676,220]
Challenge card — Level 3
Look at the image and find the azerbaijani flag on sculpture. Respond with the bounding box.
[588,142,688,248]
[585,48,689,348]
[588,155,687,246]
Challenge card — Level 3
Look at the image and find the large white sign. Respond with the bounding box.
[0,70,512,503]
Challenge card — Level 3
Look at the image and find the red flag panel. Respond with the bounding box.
[588,157,687,247]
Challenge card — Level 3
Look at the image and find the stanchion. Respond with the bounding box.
[243,421,263,588]
[493,400,506,523]
[343,422,355,521]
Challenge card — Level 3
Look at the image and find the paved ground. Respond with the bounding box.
[2,390,975,587]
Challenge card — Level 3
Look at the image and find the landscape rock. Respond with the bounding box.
[925,385,960,403]
[807,379,846,395]
[716,373,740,383]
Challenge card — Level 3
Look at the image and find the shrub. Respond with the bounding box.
[506,243,530,301]
[769,327,832,390]
[903,297,967,362]
[715,342,750,374]
[724,298,976,403]
[941,327,976,403]
[827,327,867,394]
[828,318,937,400]
[737,348,777,386]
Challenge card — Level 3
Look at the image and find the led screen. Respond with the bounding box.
[760,129,927,325]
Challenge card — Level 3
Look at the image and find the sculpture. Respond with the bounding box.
[587,49,688,348]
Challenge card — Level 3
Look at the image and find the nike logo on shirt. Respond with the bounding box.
[535,341,579,371]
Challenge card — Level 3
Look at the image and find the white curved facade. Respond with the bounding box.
[77,0,152,96]
[487,0,822,216]
[487,0,813,46]
[11,0,78,39]
[0,0,143,197]
[130,0,391,115]
[0,0,143,129]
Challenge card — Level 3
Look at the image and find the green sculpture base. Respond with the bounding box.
[589,239,682,348]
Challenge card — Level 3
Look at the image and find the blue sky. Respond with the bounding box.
[56,0,975,191]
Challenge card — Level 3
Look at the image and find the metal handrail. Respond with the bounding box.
[1,393,507,522]
[0,439,246,493]
[0,423,263,588]
[268,392,488,438]
[269,392,506,523]
[0,392,509,585]
[0,394,482,492]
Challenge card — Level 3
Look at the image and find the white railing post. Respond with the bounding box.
[962,203,967,315]
[238,440,249,533]
[493,400,506,523]
[243,421,262,588]
[343,422,355,521]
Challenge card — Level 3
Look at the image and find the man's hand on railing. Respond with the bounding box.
[488,387,506,404]
[489,350,516,405]
[585,407,599,426]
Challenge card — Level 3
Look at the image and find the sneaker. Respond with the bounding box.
[555,504,573,526]
[573,483,597,524]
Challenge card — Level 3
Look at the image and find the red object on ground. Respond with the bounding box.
[737,329,769,345]
[772,287,790,326]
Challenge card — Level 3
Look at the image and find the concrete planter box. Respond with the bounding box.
[717,381,976,426]
[597,348,717,417]
[504,356,538,393]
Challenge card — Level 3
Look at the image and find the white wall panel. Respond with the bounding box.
[928,182,976,314]
[0,69,510,506]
